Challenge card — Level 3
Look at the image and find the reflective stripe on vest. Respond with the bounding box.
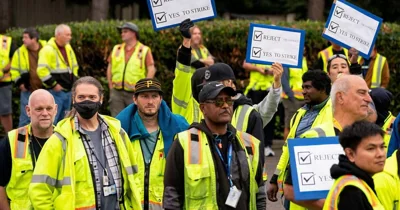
[7,125,34,210]
[324,175,384,210]
[371,54,386,88]
[245,64,274,93]
[382,114,396,149]
[232,104,252,132]
[319,46,348,72]
[181,127,259,209]
[239,132,255,163]
[282,57,308,99]
[313,127,326,137]
[30,131,71,189]
[0,35,12,81]
[111,42,148,91]
[14,126,29,158]
[192,45,208,60]
[188,128,202,164]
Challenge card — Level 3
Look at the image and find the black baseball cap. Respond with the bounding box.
[134,78,163,94]
[199,81,236,103]
[204,63,236,82]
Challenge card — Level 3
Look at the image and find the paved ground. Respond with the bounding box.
[265,139,285,210]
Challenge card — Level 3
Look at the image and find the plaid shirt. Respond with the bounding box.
[75,115,122,209]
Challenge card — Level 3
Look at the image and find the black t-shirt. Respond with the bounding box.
[0,135,47,187]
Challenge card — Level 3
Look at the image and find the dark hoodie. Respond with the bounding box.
[329,155,374,210]
[370,88,393,127]
[163,120,265,210]
[191,70,265,159]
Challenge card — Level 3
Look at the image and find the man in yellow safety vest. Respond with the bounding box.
[107,22,156,117]
[0,89,56,210]
[11,28,47,127]
[164,81,265,209]
[324,121,386,209]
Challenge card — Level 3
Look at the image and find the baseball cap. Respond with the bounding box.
[199,81,236,103]
[204,63,236,82]
[191,67,207,103]
[117,22,139,33]
[134,78,163,94]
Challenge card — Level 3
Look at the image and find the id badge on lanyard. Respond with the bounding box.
[215,143,242,208]
[103,169,116,196]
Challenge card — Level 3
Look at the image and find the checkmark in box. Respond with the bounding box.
[252,47,262,58]
[253,30,262,41]
[328,21,339,34]
[297,151,312,165]
[301,172,315,185]
[155,12,167,24]
[152,0,162,7]
[334,6,344,18]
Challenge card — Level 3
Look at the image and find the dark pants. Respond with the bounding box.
[247,89,276,147]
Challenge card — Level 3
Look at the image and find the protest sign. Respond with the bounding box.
[246,23,305,68]
[323,0,382,58]
[146,0,216,31]
[288,137,344,200]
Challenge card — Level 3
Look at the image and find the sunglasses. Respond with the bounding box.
[203,98,234,107]
[327,54,347,62]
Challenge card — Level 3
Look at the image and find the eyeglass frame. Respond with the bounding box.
[201,97,234,107]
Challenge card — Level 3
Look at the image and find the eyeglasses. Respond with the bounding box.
[328,54,347,62]
[203,98,234,107]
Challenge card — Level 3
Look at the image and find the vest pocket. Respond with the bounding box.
[185,165,211,199]
[9,159,33,188]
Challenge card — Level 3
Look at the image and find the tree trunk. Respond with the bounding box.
[0,0,11,33]
[307,0,325,21]
[92,0,110,21]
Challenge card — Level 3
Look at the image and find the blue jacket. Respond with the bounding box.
[116,100,189,156]
[388,113,400,157]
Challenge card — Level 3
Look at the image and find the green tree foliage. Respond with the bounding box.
[5,19,400,125]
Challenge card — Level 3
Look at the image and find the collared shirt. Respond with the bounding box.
[75,116,122,209]
[295,97,330,137]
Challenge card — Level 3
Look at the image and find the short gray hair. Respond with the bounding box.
[330,75,351,111]
[55,24,70,36]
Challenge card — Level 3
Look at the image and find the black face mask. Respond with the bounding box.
[73,100,101,119]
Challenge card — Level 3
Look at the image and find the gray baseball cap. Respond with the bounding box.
[117,22,139,33]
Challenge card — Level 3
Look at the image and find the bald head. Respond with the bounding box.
[331,75,372,121]
[26,89,57,131]
[55,24,72,47]
[28,89,55,107]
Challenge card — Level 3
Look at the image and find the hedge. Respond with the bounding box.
[5,19,400,128]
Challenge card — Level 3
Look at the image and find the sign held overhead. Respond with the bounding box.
[288,137,345,200]
[245,23,306,68]
[323,0,382,58]
[146,0,217,31]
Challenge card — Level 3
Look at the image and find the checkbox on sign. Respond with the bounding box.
[152,0,162,7]
[298,151,312,165]
[253,30,262,41]
[155,12,167,24]
[301,172,315,185]
[252,47,262,58]
[334,6,344,18]
[328,21,339,34]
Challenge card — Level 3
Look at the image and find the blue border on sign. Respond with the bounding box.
[146,0,217,31]
[288,137,340,201]
[322,0,383,58]
[245,23,306,68]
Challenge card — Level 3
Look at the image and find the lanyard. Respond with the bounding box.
[214,143,234,187]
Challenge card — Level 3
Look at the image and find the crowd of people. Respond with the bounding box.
[0,17,398,210]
